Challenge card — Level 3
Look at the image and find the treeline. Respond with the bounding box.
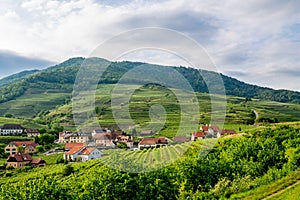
[0,125,300,199]
[1,57,300,104]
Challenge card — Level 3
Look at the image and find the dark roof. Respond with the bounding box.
[7,154,33,162]
[63,132,89,139]
[94,132,122,140]
[2,124,23,129]
[221,129,236,135]
[173,136,190,143]
[25,129,40,134]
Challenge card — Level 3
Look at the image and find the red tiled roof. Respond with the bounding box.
[64,146,83,155]
[65,143,84,149]
[10,141,38,147]
[31,158,45,164]
[193,132,205,137]
[202,125,220,132]
[81,147,95,155]
[201,126,209,131]
[139,137,167,145]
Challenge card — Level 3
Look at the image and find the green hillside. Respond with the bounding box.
[0,125,299,199]
[0,57,299,134]
[0,69,39,87]
[35,83,300,137]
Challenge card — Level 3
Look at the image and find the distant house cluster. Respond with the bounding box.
[92,129,133,148]
[0,124,40,137]
[191,125,236,141]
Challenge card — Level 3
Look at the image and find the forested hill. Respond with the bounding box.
[0,69,39,87]
[0,57,299,104]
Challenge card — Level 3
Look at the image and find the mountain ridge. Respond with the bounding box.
[0,57,299,104]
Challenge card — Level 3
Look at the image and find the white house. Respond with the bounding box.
[191,132,205,141]
[63,143,103,162]
[63,146,84,161]
[0,124,24,136]
[79,147,103,162]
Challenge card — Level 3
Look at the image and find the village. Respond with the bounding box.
[0,123,236,169]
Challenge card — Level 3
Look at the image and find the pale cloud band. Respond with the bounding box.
[0,0,299,91]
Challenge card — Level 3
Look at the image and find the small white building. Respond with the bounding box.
[0,124,23,136]
[79,147,103,162]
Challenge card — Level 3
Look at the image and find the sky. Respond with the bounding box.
[0,0,299,91]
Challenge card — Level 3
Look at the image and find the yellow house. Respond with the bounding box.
[5,141,38,155]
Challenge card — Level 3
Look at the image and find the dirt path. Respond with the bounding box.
[263,180,300,199]
[253,109,259,120]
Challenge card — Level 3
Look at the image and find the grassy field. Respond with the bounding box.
[0,87,71,119]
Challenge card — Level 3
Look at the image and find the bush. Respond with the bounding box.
[62,165,74,176]
[56,158,64,164]
[6,165,14,170]
[4,172,12,177]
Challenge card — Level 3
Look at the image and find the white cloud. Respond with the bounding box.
[0,0,299,90]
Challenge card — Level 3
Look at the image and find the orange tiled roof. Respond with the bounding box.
[139,137,167,145]
[64,146,83,155]
[193,132,205,137]
[81,147,95,155]
[65,143,84,149]
[10,141,38,147]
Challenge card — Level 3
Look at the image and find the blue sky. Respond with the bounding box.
[0,0,299,91]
